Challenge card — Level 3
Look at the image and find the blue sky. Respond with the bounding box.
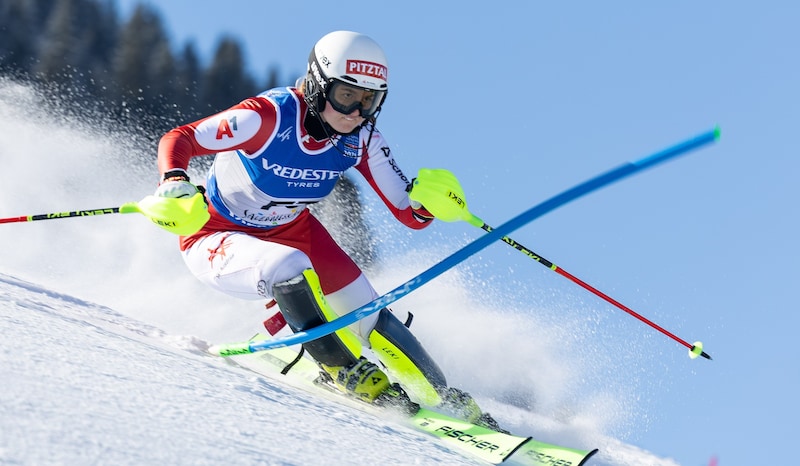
[112,2,799,464]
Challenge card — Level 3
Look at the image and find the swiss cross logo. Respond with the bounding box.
[346,60,387,80]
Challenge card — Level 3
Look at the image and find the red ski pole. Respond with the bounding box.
[0,207,123,224]
[477,221,712,360]
[0,194,209,235]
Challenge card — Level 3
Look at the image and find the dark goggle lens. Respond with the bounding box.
[326,81,385,117]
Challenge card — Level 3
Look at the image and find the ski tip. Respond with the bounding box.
[713,126,722,140]
[208,342,254,357]
[689,341,712,360]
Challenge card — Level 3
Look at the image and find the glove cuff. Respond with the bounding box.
[411,205,434,223]
[161,169,190,183]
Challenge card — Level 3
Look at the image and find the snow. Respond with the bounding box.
[0,274,465,465]
[0,273,675,465]
[0,78,679,465]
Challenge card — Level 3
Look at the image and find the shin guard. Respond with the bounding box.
[272,269,362,368]
[368,308,447,406]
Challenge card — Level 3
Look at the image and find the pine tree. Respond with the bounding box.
[0,0,57,73]
[174,43,203,120]
[35,0,80,83]
[79,0,118,95]
[110,3,173,121]
[148,39,179,112]
[200,37,256,113]
[263,65,282,91]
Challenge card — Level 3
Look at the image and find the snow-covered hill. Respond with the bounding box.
[0,272,473,465]
[1,273,677,465]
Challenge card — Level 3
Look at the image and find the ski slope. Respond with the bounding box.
[0,78,680,465]
[1,273,675,465]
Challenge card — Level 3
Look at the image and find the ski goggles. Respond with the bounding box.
[326,81,386,118]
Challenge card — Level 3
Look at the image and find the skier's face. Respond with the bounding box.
[321,99,365,134]
[326,82,383,118]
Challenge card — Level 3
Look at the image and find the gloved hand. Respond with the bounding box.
[407,168,476,224]
[155,170,203,199]
[408,197,435,222]
[134,170,210,235]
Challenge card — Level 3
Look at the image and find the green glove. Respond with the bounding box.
[121,193,210,235]
[407,168,481,226]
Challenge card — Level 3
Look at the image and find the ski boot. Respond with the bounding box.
[321,357,420,416]
[322,357,389,401]
[438,387,509,434]
[373,383,421,416]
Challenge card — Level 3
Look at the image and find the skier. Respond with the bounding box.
[153,30,503,430]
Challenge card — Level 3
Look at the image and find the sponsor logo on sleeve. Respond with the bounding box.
[194,109,262,151]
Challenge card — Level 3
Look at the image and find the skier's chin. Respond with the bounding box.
[328,118,362,134]
[321,107,364,134]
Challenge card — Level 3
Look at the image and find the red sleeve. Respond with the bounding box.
[354,137,433,231]
[157,96,279,176]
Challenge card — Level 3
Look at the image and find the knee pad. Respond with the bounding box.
[368,308,447,406]
[272,269,362,368]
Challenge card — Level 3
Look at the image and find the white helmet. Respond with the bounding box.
[304,31,388,119]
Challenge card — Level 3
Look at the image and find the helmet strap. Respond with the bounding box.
[303,107,334,141]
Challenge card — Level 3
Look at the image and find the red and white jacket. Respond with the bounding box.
[157,87,432,250]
